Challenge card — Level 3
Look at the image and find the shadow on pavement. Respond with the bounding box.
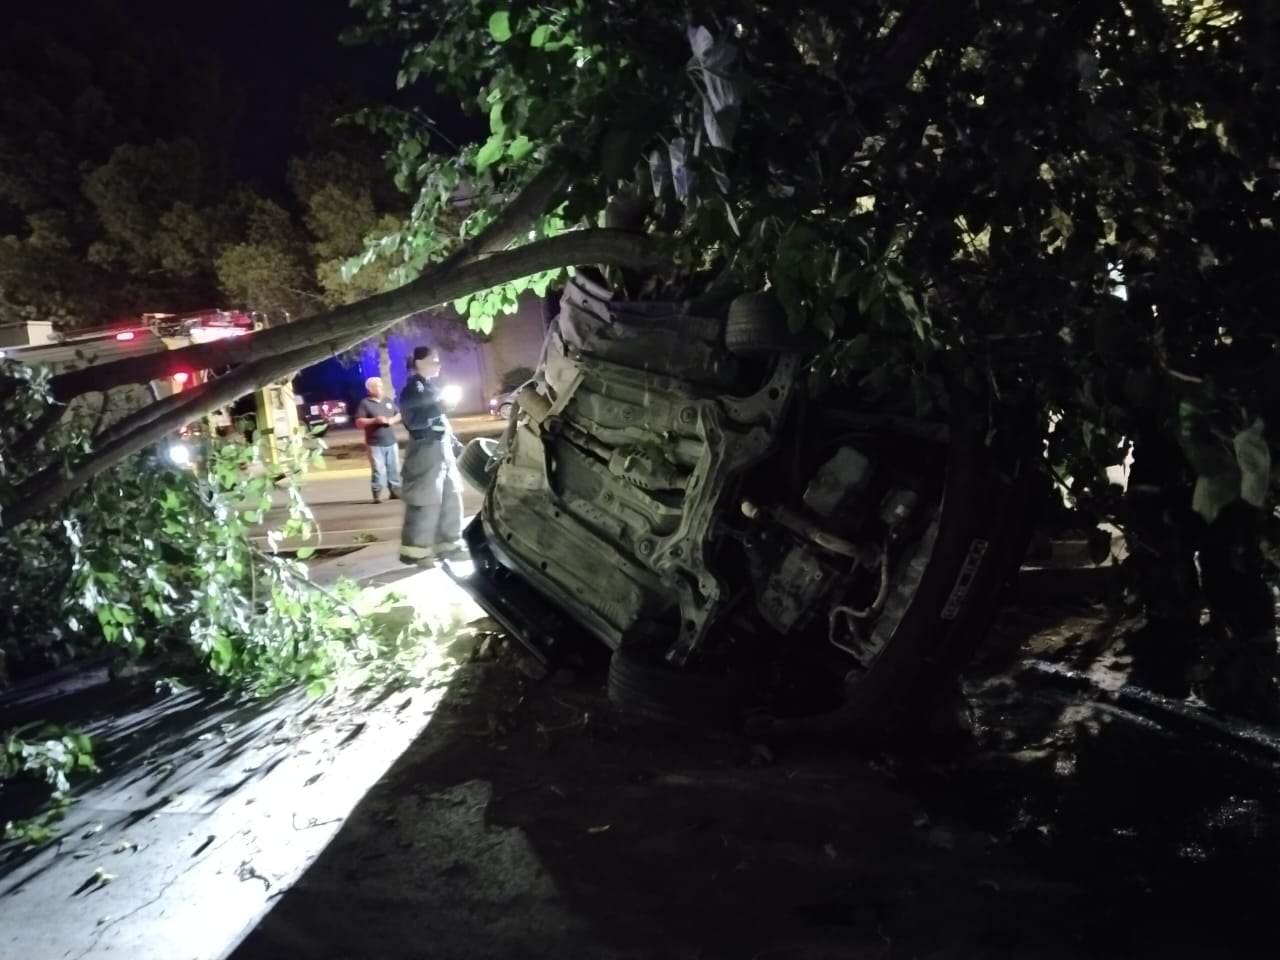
[226,603,1280,960]
[0,668,305,888]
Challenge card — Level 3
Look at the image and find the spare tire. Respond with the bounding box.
[458,437,499,492]
[725,291,802,355]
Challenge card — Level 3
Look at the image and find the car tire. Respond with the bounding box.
[752,405,1042,744]
[606,646,744,729]
[725,291,802,355]
[458,437,499,492]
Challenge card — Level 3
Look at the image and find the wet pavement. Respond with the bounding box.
[0,555,484,960]
[5,572,1280,959]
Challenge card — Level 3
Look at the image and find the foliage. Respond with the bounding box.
[0,3,241,326]
[2,375,364,692]
[0,718,96,844]
[0,5,414,329]
[344,0,630,332]
[0,360,446,826]
[2,796,75,847]
[213,191,317,321]
[2,725,96,794]
[350,0,1280,623]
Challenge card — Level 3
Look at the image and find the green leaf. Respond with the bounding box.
[488,11,512,42]
[507,135,534,161]
[530,24,552,48]
[210,634,235,673]
[475,134,505,172]
[295,546,316,560]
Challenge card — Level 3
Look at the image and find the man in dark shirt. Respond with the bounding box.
[354,376,402,503]
[397,345,466,566]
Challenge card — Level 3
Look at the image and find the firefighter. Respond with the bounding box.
[397,345,466,567]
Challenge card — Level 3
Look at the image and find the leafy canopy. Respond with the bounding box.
[349,0,1279,558]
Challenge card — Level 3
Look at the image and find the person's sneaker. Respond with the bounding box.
[372,491,384,504]
[388,488,402,501]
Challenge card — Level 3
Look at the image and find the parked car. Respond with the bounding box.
[448,272,1039,742]
[303,397,350,428]
[487,388,518,419]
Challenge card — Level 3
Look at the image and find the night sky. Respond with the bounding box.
[117,0,398,188]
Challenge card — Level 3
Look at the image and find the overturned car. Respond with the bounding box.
[449,272,1038,740]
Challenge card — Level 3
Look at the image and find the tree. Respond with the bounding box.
[213,191,317,319]
[7,0,1280,713]
[346,0,1280,712]
[0,2,243,327]
[288,110,409,387]
[286,96,490,389]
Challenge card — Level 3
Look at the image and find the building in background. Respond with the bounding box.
[299,293,547,416]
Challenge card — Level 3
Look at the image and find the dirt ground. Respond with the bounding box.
[226,593,1280,960]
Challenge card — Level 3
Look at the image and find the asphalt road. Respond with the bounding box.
[320,414,504,461]
[253,415,502,549]
[260,468,487,550]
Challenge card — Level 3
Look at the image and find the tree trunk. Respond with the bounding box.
[47,228,654,404]
[2,229,661,530]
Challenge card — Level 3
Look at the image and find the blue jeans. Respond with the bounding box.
[367,443,402,495]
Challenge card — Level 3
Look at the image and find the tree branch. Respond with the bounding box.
[440,165,571,265]
[5,229,662,529]
[48,226,651,403]
[7,402,66,460]
[94,384,213,449]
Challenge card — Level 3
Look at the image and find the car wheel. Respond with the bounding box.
[752,405,1043,744]
[725,291,803,355]
[606,646,744,729]
[498,401,514,419]
[458,437,500,492]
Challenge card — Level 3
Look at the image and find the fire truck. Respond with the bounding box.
[1,310,339,468]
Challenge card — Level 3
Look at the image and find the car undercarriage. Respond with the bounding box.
[448,272,1038,740]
